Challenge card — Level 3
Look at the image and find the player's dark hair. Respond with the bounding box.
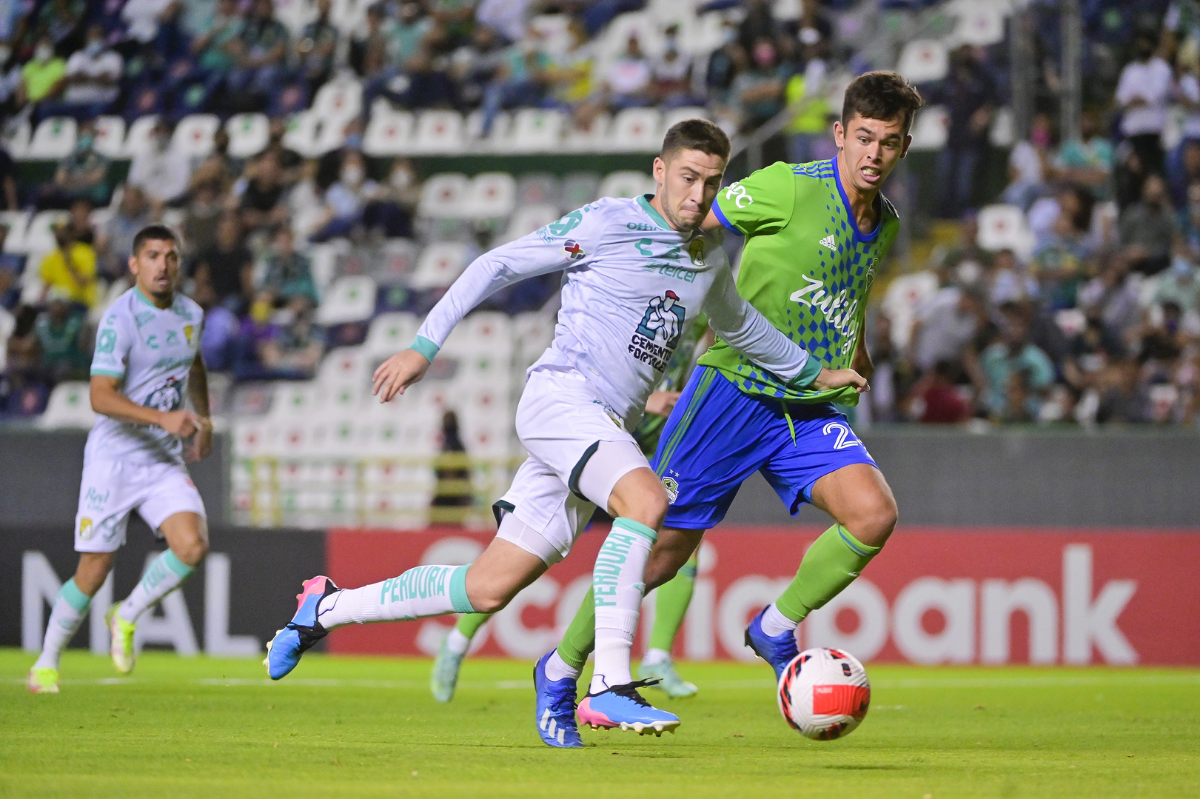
[660,118,731,162]
[132,224,180,256]
[841,71,924,135]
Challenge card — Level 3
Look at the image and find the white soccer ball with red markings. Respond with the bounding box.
[777,647,871,740]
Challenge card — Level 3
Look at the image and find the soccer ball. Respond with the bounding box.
[777,647,871,740]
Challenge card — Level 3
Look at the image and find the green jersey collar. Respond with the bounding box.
[832,157,883,244]
[637,194,673,231]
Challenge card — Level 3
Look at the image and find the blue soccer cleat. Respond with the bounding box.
[577,679,680,736]
[533,650,583,748]
[744,606,799,680]
[264,576,338,680]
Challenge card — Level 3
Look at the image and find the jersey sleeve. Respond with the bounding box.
[90,307,133,380]
[710,161,796,237]
[412,205,605,356]
[702,263,822,386]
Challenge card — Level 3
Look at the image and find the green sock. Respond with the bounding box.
[556,586,596,671]
[775,524,882,623]
[647,555,697,652]
[455,612,492,639]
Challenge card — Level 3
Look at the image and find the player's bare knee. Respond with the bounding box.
[174,536,208,567]
[851,496,897,548]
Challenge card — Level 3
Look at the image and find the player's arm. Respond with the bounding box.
[374,208,601,401]
[702,162,797,236]
[704,265,868,393]
[89,376,209,437]
[184,351,213,462]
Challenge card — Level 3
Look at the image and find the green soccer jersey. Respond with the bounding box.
[699,158,899,406]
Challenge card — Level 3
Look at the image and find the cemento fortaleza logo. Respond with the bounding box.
[629,290,686,372]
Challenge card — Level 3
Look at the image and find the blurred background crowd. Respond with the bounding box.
[0,0,1196,433]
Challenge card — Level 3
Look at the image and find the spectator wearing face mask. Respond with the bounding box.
[127,119,192,215]
[38,120,111,209]
[311,149,384,241]
[1115,32,1172,177]
[1002,113,1054,211]
[732,37,790,130]
[20,38,66,106]
[603,34,653,113]
[650,26,697,108]
[39,24,123,121]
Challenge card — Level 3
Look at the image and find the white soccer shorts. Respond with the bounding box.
[495,368,649,562]
[74,459,207,553]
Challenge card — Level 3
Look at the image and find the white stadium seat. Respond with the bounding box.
[225,113,270,158]
[315,275,377,325]
[977,203,1035,260]
[946,0,1007,47]
[500,109,565,153]
[365,312,421,354]
[499,204,560,243]
[25,211,68,254]
[283,110,347,158]
[598,12,665,63]
[38,382,96,429]
[562,171,600,207]
[411,110,465,155]
[317,345,371,387]
[311,75,363,124]
[410,242,473,289]
[0,211,30,253]
[92,116,126,158]
[608,108,662,152]
[268,381,323,419]
[599,170,656,200]
[273,0,319,35]
[880,271,939,351]
[171,114,220,159]
[3,117,30,159]
[516,173,561,208]
[468,172,516,219]
[418,173,471,219]
[363,108,414,156]
[564,113,611,153]
[27,117,76,160]
[123,115,160,159]
[908,104,949,151]
[660,106,709,136]
[896,40,949,85]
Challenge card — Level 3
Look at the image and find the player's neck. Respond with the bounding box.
[835,150,881,234]
[647,193,682,232]
[134,284,173,310]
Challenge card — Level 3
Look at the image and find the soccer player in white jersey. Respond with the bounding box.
[263,120,866,740]
[27,225,213,694]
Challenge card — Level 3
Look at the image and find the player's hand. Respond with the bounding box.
[812,367,869,394]
[185,421,213,463]
[644,390,682,417]
[159,410,210,438]
[372,348,431,403]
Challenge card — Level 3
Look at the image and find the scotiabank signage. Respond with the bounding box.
[327,527,1200,666]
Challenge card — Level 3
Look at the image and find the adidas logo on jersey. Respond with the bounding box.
[819,235,837,251]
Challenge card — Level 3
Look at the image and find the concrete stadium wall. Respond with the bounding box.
[0,428,1197,528]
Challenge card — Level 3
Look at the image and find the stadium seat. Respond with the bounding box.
[171,114,220,159]
[311,75,363,125]
[599,170,656,200]
[564,113,611,152]
[268,381,323,420]
[363,107,415,156]
[465,110,511,150]
[989,106,1015,148]
[27,117,77,160]
[409,242,472,289]
[516,173,561,208]
[123,115,160,159]
[225,113,270,158]
[317,345,371,388]
[880,271,939,350]
[330,0,371,36]
[18,267,43,306]
[3,117,30,159]
[411,110,465,155]
[512,312,556,375]
[528,14,573,54]
[365,312,421,354]
[24,210,68,254]
[37,381,95,429]
[598,12,665,63]
[0,210,30,253]
[468,172,516,219]
[977,204,1035,260]
[499,204,560,243]
[273,0,319,36]
[608,108,662,152]
[947,0,1007,47]
[896,40,949,85]
[562,172,601,208]
[361,238,420,284]
[908,105,949,151]
[661,106,710,136]
[282,110,333,158]
[501,109,565,153]
[418,173,471,219]
[305,240,347,294]
[315,275,377,325]
[457,311,513,357]
[92,116,126,159]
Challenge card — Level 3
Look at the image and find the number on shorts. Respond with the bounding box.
[822,422,858,450]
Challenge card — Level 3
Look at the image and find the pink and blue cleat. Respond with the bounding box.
[576,679,680,736]
[264,576,339,680]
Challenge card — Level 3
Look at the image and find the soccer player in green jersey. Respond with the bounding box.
[430,319,713,703]
[535,71,924,713]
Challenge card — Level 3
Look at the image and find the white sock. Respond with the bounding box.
[316,565,473,629]
[642,647,671,667]
[545,649,582,682]
[445,627,471,656]
[119,550,194,623]
[34,579,91,670]
[760,602,798,637]
[590,518,656,694]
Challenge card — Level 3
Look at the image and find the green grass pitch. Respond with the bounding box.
[3,648,1198,797]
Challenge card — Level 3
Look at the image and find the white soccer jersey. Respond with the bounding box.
[87,288,204,465]
[417,195,819,425]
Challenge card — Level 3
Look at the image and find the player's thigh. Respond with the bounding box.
[645,527,705,590]
[74,459,138,556]
[760,410,882,518]
[809,463,898,548]
[158,512,209,565]
[496,456,596,564]
[465,536,550,613]
[604,464,668,529]
[138,463,209,564]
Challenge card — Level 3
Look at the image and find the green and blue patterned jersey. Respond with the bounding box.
[702,158,899,406]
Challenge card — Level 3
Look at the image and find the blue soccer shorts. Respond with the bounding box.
[651,367,878,530]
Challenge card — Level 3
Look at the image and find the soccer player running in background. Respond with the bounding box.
[28,226,213,693]
[263,120,867,741]
[429,320,713,704]
[534,71,922,715]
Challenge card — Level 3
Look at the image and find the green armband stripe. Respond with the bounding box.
[408,335,439,361]
[90,368,124,378]
[788,356,824,389]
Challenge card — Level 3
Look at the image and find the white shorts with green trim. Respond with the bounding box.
[74,459,207,553]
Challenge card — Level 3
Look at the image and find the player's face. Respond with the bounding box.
[834,113,911,194]
[129,238,181,300]
[654,149,727,231]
